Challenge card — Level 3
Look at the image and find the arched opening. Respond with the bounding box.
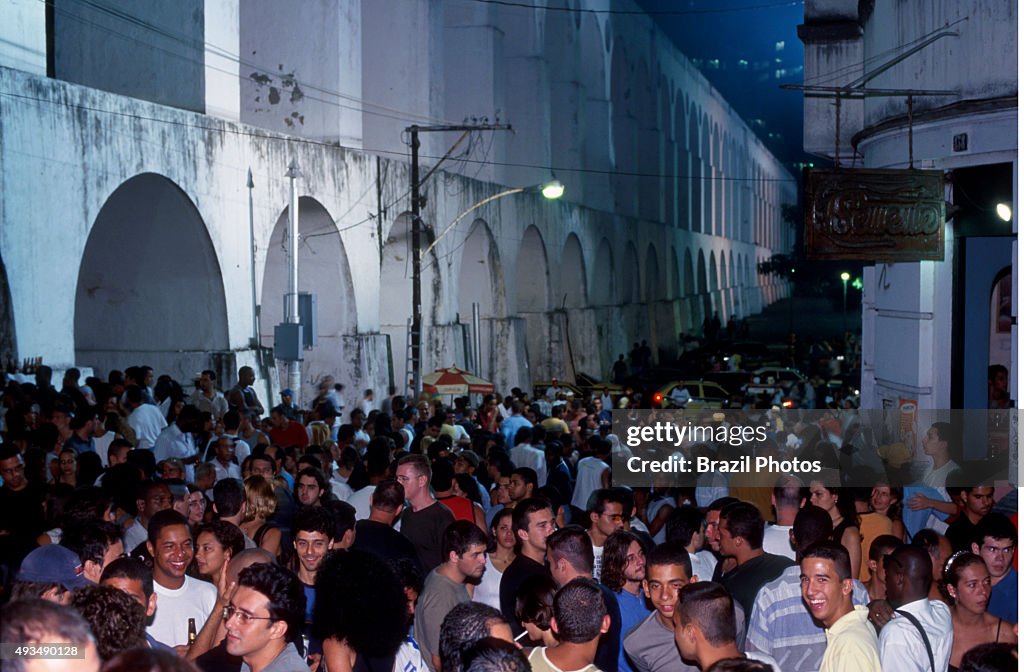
[0,252,16,366]
[592,238,615,305]
[611,41,636,216]
[621,243,640,304]
[458,220,505,378]
[689,104,701,232]
[515,225,552,379]
[559,234,588,309]
[75,173,228,380]
[645,244,664,302]
[260,197,358,399]
[515,226,551,313]
[684,248,699,330]
[697,249,710,321]
[580,11,612,210]
[669,247,681,300]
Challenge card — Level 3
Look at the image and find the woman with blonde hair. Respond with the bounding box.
[239,475,282,559]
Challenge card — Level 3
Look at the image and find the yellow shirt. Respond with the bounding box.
[821,606,881,672]
[527,647,600,672]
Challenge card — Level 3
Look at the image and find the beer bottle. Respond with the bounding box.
[187,618,197,645]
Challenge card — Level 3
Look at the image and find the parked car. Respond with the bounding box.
[652,380,732,409]
[744,367,808,397]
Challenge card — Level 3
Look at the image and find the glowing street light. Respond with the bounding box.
[996,203,1012,222]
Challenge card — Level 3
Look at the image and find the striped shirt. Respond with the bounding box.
[744,565,869,672]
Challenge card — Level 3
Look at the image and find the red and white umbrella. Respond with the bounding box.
[422,366,495,395]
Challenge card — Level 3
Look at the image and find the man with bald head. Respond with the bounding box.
[877,544,952,672]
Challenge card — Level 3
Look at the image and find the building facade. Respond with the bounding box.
[0,0,795,403]
[800,1,1017,426]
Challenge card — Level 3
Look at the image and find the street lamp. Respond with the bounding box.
[424,180,565,257]
[840,271,850,337]
[411,179,565,396]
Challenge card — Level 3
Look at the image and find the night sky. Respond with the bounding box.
[633,0,817,174]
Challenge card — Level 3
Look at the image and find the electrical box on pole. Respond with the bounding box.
[274,323,304,361]
[284,292,318,349]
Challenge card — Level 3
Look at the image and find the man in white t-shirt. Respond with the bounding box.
[762,475,803,561]
[145,510,218,648]
[126,385,167,450]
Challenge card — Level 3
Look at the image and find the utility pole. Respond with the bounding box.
[406,122,511,398]
[286,160,302,403]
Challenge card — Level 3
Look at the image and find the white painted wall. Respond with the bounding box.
[0,0,797,398]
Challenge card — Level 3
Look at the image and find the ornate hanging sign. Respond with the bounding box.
[805,168,945,261]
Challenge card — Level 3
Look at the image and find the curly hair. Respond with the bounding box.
[244,475,277,520]
[194,520,245,558]
[312,549,408,657]
[70,585,147,660]
[601,529,643,592]
[440,602,506,672]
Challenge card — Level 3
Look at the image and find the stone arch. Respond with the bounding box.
[621,242,640,304]
[260,196,358,398]
[683,247,699,330]
[701,112,711,234]
[580,11,611,209]
[515,225,551,313]
[75,173,229,380]
[458,219,506,378]
[559,233,588,309]
[674,92,688,229]
[592,238,615,306]
[697,249,710,324]
[683,249,695,296]
[0,252,14,366]
[644,244,663,302]
[719,251,727,288]
[669,247,681,300]
[611,41,636,215]
[689,104,701,232]
[458,219,505,320]
[708,251,719,319]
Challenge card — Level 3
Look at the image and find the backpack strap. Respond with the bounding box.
[895,609,935,672]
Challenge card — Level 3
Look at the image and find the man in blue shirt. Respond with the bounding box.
[500,401,532,451]
[600,530,651,672]
[971,512,1017,624]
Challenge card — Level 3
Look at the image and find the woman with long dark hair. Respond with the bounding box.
[472,507,516,611]
[943,552,1017,671]
[808,480,861,580]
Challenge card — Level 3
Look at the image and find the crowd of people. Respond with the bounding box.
[0,363,1018,672]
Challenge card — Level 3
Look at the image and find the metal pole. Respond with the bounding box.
[410,128,422,399]
[247,169,258,347]
[842,278,849,337]
[472,302,481,376]
[286,159,302,404]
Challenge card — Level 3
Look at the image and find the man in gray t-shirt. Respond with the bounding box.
[413,521,488,672]
[623,545,745,672]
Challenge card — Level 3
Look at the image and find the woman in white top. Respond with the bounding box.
[907,422,960,531]
[473,508,516,610]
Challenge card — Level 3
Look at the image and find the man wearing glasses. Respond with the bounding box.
[970,513,1017,624]
[225,562,307,672]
